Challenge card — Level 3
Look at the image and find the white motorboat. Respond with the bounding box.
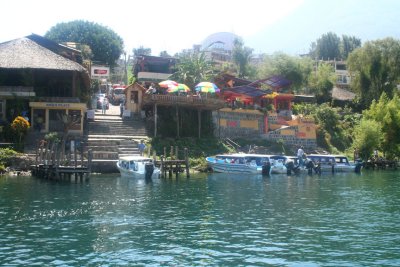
[205,153,287,175]
[117,156,160,179]
[307,154,362,173]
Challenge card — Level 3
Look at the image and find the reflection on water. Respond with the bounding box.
[1,171,400,266]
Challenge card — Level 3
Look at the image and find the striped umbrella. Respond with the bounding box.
[195,82,220,93]
[158,80,178,88]
[167,83,191,93]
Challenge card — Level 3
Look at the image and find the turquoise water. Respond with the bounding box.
[1,171,400,266]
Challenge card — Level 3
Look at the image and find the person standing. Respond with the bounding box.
[120,101,124,117]
[102,100,107,114]
[297,146,305,167]
[138,140,146,156]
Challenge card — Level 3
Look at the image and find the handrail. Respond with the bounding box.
[143,94,225,108]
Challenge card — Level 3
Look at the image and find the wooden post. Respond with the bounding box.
[176,105,179,138]
[74,140,77,168]
[87,149,93,173]
[163,147,166,159]
[154,104,157,137]
[160,155,164,178]
[198,109,201,138]
[175,146,179,160]
[184,148,190,178]
[35,142,39,166]
[218,110,221,138]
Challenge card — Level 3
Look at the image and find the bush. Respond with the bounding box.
[0,148,20,166]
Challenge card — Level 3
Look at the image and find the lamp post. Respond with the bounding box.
[123,51,128,85]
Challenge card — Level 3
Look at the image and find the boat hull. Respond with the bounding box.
[116,162,160,179]
[206,157,261,174]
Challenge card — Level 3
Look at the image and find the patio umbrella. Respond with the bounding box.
[167,83,191,93]
[158,80,178,88]
[195,82,220,93]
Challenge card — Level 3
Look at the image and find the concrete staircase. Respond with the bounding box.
[86,111,149,173]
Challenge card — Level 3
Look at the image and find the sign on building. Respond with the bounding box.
[91,66,110,79]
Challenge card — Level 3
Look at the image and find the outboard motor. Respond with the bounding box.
[305,160,315,175]
[355,160,363,173]
[286,160,295,175]
[262,161,271,176]
[314,161,321,175]
[145,163,154,180]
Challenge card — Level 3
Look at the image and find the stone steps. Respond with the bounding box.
[86,112,148,167]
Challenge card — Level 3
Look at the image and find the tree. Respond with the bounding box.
[347,37,400,109]
[309,32,361,60]
[341,35,361,59]
[159,51,171,57]
[11,116,30,151]
[232,38,254,79]
[307,62,336,103]
[362,93,400,158]
[258,52,313,92]
[310,32,341,60]
[133,46,152,57]
[45,20,124,66]
[352,119,382,160]
[170,51,214,88]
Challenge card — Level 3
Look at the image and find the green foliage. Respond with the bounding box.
[310,32,361,60]
[0,148,19,166]
[232,38,254,79]
[347,37,400,109]
[352,119,382,160]
[308,63,336,103]
[293,103,356,152]
[45,20,124,66]
[341,35,362,59]
[170,51,215,88]
[361,93,400,158]
[133,46,152,57]
[258,53,313,92]
[0,164,6,174]
[151,137,231,170]
[154,107,214,138]
[45,132,60,143]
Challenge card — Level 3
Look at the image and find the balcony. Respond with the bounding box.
[142,94,226,110]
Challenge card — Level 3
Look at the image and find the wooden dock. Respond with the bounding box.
[30,138,93,181]
[152,146,190,179]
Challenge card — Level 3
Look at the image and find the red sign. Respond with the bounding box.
[94,69,108,74]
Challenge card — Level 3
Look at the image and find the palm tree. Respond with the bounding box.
[171,51,215,88]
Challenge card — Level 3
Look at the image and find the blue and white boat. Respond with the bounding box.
[206,153,287,174]
[307,154,362,173]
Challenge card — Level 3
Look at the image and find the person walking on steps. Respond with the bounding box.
[138,140,146,156]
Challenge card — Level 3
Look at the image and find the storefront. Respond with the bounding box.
[29,102,87,134]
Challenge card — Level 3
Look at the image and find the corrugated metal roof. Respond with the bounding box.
[223,85,271,98]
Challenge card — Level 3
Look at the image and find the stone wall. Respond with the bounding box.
[212,108,264,138]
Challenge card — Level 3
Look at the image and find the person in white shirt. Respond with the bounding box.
[297,146,305,167]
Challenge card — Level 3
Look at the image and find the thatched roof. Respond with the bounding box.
[0,37,87,72]
[332,87,356,101]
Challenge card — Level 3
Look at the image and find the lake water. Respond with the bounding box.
[1,171,399,266]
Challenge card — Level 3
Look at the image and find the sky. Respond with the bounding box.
[0,0,303,55]
[1,0,399,57]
